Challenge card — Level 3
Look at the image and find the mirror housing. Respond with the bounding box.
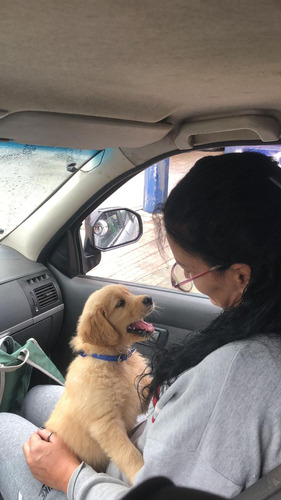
[84,207,143,252]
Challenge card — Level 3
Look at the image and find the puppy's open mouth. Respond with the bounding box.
[127,320,154,337]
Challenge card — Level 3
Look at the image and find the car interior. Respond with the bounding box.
[1,1,281,498]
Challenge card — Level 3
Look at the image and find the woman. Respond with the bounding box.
[1,152,281,499]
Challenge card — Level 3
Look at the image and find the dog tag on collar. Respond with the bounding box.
[117,348,136,362]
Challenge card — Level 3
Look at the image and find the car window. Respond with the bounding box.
[82,146,281,294]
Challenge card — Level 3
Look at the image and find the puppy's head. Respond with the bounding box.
[75,284,154,349]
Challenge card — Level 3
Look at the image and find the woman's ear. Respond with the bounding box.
[230,263,251,291]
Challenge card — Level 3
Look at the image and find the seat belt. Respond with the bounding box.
[234,463,281,499]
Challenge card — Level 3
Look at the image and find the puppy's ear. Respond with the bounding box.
[78,305,120,346]
[76,310,95,345]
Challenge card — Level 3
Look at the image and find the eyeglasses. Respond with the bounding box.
[171,262,222,292]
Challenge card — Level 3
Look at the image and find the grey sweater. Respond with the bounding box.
[68,336,281,499]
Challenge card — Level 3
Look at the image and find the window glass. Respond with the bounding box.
[84,146,281,294]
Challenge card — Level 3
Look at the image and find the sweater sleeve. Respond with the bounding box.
[68,463,130,500]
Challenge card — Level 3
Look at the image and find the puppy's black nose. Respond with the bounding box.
[143,296,153,305]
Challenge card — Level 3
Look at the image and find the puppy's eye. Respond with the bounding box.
[116,299,126,308]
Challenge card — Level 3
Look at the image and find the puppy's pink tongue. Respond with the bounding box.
[131,320,154,332]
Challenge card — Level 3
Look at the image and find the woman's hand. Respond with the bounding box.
[23,428,81,493]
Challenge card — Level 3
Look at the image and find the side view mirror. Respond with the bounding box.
[84,208,143,252]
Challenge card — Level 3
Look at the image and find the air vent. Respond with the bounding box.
[33,282,58,308]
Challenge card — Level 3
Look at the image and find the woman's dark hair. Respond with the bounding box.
[146,152,281,397]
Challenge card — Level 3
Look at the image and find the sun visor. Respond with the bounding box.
[0,111,172,149]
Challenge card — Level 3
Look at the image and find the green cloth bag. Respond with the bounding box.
[0,336,65,413]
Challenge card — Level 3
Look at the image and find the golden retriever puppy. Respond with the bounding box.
[45,284,154,483]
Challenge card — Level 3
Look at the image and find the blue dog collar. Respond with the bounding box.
[78,348,136,362]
